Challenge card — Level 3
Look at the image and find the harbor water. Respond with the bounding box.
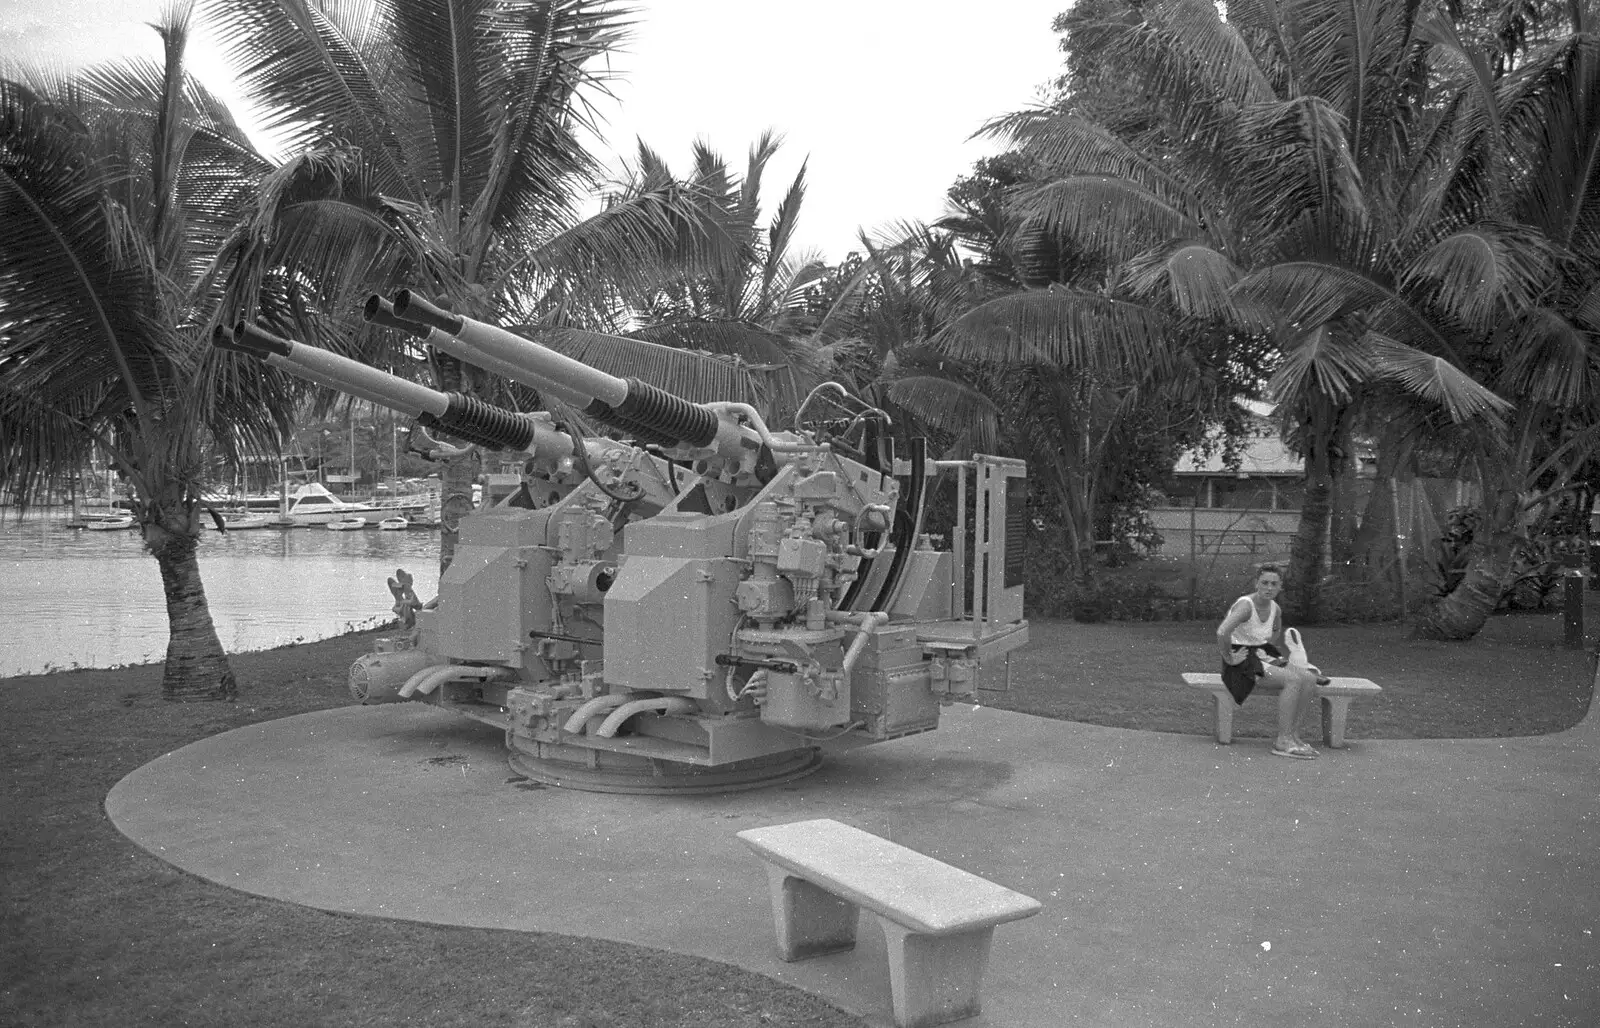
[1,513,444,678]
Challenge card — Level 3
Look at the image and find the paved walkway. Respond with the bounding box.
[108,675,1600,1027]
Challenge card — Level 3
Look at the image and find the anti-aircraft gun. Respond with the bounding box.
[215,297,1028,794]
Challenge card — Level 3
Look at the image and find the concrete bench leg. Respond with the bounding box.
[877,918,994,1028]
[1212,690,1235,744]
[767,868,857,960]
[1320,695,1351,749]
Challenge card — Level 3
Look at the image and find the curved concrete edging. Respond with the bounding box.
[108,663,1600,1028]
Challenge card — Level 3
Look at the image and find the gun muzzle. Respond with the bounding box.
[226,321,439,417]
[361,294,590,411]
[392,289,619,410]
[211,321,567,455]
[362,295,430,338]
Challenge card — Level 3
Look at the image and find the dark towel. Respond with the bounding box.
[1220,643,1281,705]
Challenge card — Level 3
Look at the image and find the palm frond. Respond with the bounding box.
[516,325,761,405]
[972,105,1056,145]
[1227,0,1297,75]
[1125,242,1244,320]
[1265,323,1373,407]
[1576,281,1600,330]
[474,0,635,238]
[0,82,165,421]
[987,111,1196,208]
[740,129,783,229]
[1399,223,1555,331]
[529,178,743,303]
[1292,0,1419,164]
[199,0,421,195]
[628,138,674,187]
[626,321,791,367]
[884,373,1000,451]
[1231,260,1460,359]
[1414,6,1506,206]
[1392,89,1468,225]
[1010,175,1201,263]
[1364,332,1512,422]
[386,0,497,210]
[1124,0,1277,107]
[1237,95,1367,227]
[208,146,401,325]
[1499,30,1600,249]
[762,160,808,310]
[1231,258,1379,322]
[1494,307,1595,408]
[930,286,1176,373]
[76,55,258,155]
[3,24,295,511]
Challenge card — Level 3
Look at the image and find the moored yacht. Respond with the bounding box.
[263,483,426,526]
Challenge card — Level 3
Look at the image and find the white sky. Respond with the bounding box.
[0,0,1068,262]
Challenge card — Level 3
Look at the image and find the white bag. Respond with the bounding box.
[1283,627,1321,676]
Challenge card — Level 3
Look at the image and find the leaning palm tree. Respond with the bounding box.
[204,0,744,569]
[0,5,285,700]
[1410,1,1600,638]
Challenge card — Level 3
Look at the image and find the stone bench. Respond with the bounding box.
[1182,672,1382,748]
[737,818,1042,1028]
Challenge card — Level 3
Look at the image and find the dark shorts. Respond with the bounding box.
[1221,643,1282,705]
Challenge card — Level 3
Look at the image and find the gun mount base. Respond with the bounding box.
[506,739,823,795]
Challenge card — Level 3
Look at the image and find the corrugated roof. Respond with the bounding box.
[1175,429,1303,475]
[1175,400,1302,474]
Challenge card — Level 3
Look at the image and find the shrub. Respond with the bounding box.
[1021,528,1222,622]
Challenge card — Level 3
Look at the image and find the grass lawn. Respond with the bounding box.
[992,597,1598,742]
[3,598,1595,1026]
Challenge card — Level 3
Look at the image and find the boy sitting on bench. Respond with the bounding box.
[1216,563,1328,760]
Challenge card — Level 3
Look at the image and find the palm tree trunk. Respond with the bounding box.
[144,518,237,702]
[1412,489,1517,640]
[1353,423,1423,574]
[1351,443,1402,566]
[1286,402,1351,623]
[1286,471,1331,623]
[1329,464,1359,568]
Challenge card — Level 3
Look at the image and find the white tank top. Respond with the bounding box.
[1230,596,1278,647]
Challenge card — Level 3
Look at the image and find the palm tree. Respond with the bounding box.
[203,0,743,569]
[514,134,879,431]
[1411,0,1600,638]
[949,0,1519,622]
[0,5,284,700]
[618,135,838,423]
[797,207,1240,598]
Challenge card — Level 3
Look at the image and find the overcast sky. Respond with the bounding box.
[0,0,1068,262]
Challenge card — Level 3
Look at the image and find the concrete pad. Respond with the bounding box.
[107,687,1600,1027]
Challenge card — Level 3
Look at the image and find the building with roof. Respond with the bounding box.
[1142,400,1473,566]
[1145,401,1364,562]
